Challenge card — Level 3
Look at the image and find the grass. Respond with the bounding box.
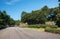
[26,28,45,32]
[26,27,60,34]
[19,24,60,34]
[57,28,60,30]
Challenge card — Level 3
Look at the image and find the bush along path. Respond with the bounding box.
[45,27,60,34]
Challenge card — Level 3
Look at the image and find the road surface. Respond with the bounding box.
[0,27,60,39]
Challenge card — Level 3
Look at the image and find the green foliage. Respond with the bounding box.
[21,6,49,24]
[21,6,60,27]
[8,18,15,27]
[45,27,60,34]
[15,20,20,26]
[27,24,57,28]
[28,25,45,28]
[0,25,7,30]
[45,27,53,32]
[56,13,60,27]
[0,11,15,29]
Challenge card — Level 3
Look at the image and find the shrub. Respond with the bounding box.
[45,27,60,34]
[45,25,57,28]
[28,24,57,28]
[28,24,46,28]
[0,25,7,30]
[55,28,60,34]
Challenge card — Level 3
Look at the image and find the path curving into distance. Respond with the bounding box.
[0,27,60,39]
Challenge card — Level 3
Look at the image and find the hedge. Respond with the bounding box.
[45,27,60,34]
[28,24,57,28]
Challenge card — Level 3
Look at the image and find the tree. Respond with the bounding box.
[56,13,60,27]
[41,6,50,16]
[21,6,48,24]
[8,18,15,27]
[0,10,15,29]
[21,6,60,25]
[15,20,20,26]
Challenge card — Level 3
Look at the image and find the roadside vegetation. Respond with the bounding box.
[21,5,60,34]
[0,11,15,29]
[0,5,60,34]
[0,11,20,29]
[45,27,60,34]
[27,28,45,32]
[20,24,60,34]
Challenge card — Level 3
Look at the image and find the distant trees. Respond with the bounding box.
[0,11,15,29]
[8,18,15,27]
[15,20,20,26]
[21,6,60,27]
[21,6,49,24]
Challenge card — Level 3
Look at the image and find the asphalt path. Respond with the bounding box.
[0,27,60,39]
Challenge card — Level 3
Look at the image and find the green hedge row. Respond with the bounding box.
[45,27,60,34]
[28,24,57,28]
